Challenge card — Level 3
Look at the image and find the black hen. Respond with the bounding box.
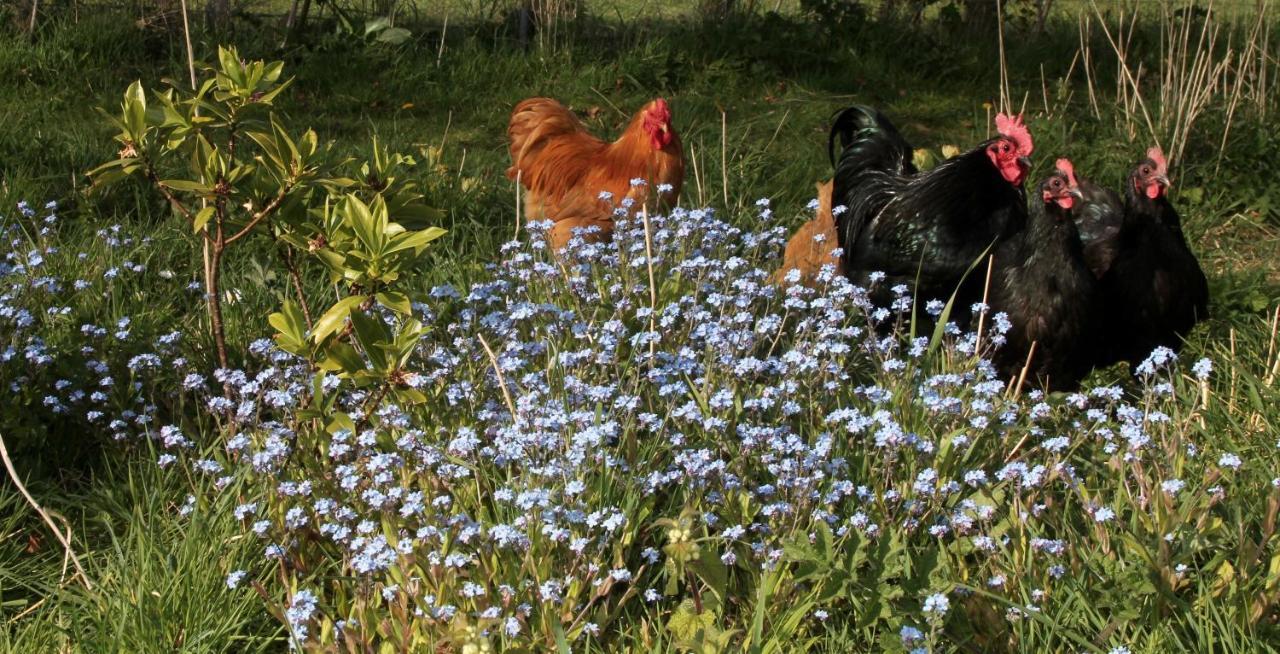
[1094,147,1210,366]
[988,160,1098,391]
[828,106,1033,316]
[1071,170,1126,279]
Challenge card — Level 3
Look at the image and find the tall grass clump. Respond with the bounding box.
[1077,0,1278,165]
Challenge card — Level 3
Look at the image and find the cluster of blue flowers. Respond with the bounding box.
[1,196,1256,652]
[0,202,205,452]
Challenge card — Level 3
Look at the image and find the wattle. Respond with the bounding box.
[1001,165,1025,186]
[1146,183,1161,199]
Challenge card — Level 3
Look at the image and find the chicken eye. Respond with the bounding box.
[1141,166,1151,174]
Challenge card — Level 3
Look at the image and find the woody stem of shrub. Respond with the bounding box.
[280,244,314,329]
[0,432,94,591]
[144,163,230,370]
[357,383,392,432]
[209,196,230,370]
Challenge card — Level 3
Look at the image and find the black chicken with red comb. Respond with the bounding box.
[1089,147,1210,367]
[988,159,1098,390]
[828,106,1033,317]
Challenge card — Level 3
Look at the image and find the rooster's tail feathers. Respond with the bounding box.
[828,105,913,175]
[507,98,587,177]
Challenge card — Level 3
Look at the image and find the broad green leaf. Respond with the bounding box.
[392,387,427,404]
[314,248,348,274]
[692,546,729,603]
[246,129,286,173]
[161,179,213,193]
[349,310,390,372]
[87,158,142,190]
[667,599,716,642]
[386,227,447,255]
[375,291,412,315]
[124,80,147,140]
[323,341,367,375]
[344,195,382,254]
[377,27,412,45]
[254,77,293,106]
[217,46,244,88]
[326,411,357,435]
[262,61,284,84]
[392,203,445,230]
[551,621,572,654]
[364,16,391,36]
[269,300,308,344]
[273,117,302,170]
[312,295,367,343]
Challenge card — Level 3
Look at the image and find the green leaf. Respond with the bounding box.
[161,179,213,194]
[312,295,367,343]
[124,80,148,140]
[245,129,286,173]
[269,300,308,344]
[262,61,284,85]
[343,195,383,254]
[326,411,356,435]
[928,244,995,353]
[323,341,367,375]
[87,158,142,190]
[348,310,390,372]
[692,547,729,603]
[815,521,833,559]
[273,117,302,171]
[364,16,391,36]
[667,599,716,642]
[551,621,572,654]
[746,569,779,652]
[217,46,244,88]
[386,226,447,255]
[392,203,446,230]
[254,77,292,106]
[392,319,425,367]
[375,291,412,315]
[376,27,412,45]
[313,248,348,275]
[392,387,427,405]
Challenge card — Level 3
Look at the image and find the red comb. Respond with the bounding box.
[995,112,1034,157]
[1146,146,1167,176]
[1055,158,1078,188]
[649,98,671,120]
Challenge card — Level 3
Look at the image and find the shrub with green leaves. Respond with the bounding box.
[89,47,445,371]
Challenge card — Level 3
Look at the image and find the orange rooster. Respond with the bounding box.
[506,97,685,251]
[773,180,844,287]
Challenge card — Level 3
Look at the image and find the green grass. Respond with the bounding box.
[0,457,278,652]
[1,2,1279,651]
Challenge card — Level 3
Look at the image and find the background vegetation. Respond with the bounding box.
[1,0,1278,652]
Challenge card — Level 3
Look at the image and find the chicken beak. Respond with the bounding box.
[1068,188,1084,201]
[1017,156,1031,170]
[1153,174,1171,188]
